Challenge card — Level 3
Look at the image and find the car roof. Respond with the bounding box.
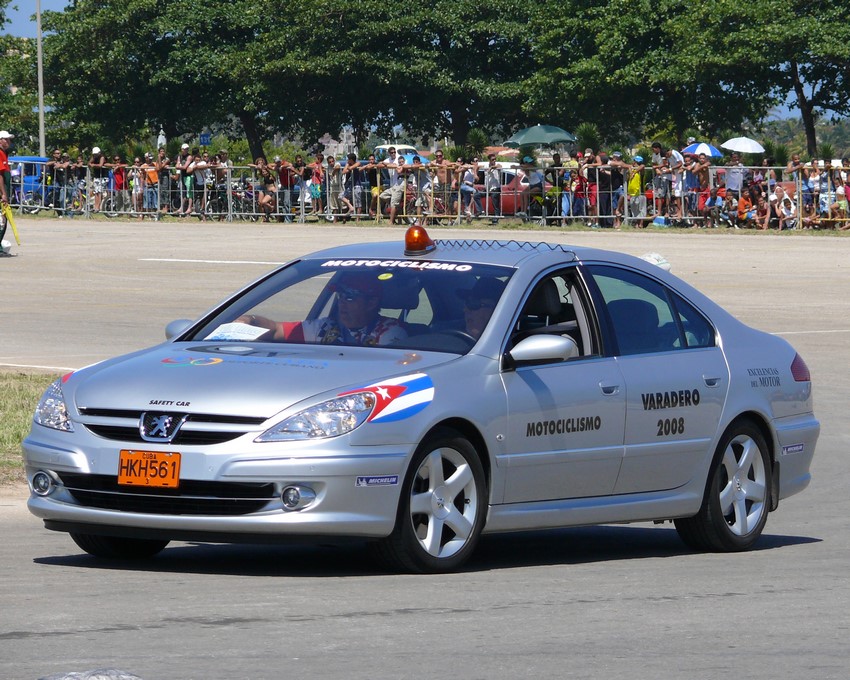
[374,144,418,153]
[298,237,733,329]
[303,238,638,270]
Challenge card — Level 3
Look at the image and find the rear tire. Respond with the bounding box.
[675,421,771,552]
[70,533,169,559]
[371,428,486,573]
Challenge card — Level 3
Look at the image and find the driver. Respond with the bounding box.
[458,277,506,339]
[243,272,408,346]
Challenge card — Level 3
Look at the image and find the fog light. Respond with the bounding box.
[281,485,316,511]
[32,471,55,496]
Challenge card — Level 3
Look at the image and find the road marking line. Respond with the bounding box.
[772,329,850,335]
[0,362,77,372]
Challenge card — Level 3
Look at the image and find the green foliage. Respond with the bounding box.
[11,0,847,160]
[0,35,40,151]
[443,145,468,163]
[575,123,601,154]
[466,129,489,156]
[817,142,835,162]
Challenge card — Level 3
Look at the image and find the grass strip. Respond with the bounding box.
[0,369,60,485]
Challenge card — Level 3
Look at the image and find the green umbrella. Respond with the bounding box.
[504,124,577,148]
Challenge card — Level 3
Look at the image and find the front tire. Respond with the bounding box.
[675,421,771,552]
[372,429,486,573]
[70,533,169,559]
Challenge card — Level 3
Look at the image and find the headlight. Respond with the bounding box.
[33,379,74,432]
[256,391,376,442]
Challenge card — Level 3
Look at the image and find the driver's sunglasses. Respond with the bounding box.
[465,298,496,311]
[336,287,368,302]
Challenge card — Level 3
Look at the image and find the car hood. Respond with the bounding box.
[70,343,456,419]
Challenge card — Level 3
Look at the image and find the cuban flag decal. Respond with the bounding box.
[340,372,434,423]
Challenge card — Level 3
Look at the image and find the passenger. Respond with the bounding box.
[240,273,408,346]
[457,277,506,340]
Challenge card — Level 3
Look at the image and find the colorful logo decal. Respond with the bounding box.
[161,357,223,366]
[341,372,434,423]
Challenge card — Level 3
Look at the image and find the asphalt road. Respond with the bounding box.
[1,217,848,679]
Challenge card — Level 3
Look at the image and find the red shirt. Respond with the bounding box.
[0,148,9,174]
[113,166,127,190]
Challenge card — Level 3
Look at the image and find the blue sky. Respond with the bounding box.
[2,0,68,38]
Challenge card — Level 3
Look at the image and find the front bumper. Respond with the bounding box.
[24,434,410,540]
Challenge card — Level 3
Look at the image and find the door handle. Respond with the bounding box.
[599,382,620,395]
[703,376,721,387]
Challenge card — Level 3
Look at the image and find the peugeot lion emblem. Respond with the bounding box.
[140,412,187,443]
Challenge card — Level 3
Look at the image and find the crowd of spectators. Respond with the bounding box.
[8,140,849,230]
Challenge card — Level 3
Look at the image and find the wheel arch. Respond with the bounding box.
[421,417,492,495]
[720,411,779,512]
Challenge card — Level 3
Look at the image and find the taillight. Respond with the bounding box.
[790,353,811,382]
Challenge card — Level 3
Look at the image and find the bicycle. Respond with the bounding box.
[402,186,456,225]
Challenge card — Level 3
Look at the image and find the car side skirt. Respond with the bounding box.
[483,486,703,533]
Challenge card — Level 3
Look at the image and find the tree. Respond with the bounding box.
[0,35,41,150]
[671,0,850,155]
[527,0,778,146]
[41,0,274,157]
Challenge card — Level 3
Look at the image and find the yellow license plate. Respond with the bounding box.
[118,450,181,488]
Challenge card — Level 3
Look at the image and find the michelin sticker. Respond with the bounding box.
[356,475,399,487]
[781,443,804,456]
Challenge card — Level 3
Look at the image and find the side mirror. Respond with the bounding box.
[165,319,193,340]
[506,334,579,369]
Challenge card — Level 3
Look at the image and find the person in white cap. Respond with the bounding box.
[88,146,108,212]
[0,130,14,255]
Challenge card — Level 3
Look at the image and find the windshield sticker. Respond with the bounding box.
[321,259,473,272]
[205,322,270,341]
[355,475,399,487]
[340,372,434,423]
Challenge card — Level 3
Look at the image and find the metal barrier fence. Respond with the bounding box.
[7,158,849,229]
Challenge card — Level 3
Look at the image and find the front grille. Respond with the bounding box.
[78,408,269,445]
[84,425,242,445]
[58,473,277,516]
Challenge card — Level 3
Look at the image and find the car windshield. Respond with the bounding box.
[191,258,514,353]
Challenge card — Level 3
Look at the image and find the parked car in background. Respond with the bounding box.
[9,155,48,213]
[373,144,419,161]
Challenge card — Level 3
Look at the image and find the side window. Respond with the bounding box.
[510,269,597,357]
[590,266,679,356]
[671,293,715,348]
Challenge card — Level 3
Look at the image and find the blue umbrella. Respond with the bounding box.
[681,142,723,157]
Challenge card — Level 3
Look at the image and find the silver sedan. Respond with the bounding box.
[24,227,819,572]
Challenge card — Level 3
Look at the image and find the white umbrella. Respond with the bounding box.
[721,137,765,154]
